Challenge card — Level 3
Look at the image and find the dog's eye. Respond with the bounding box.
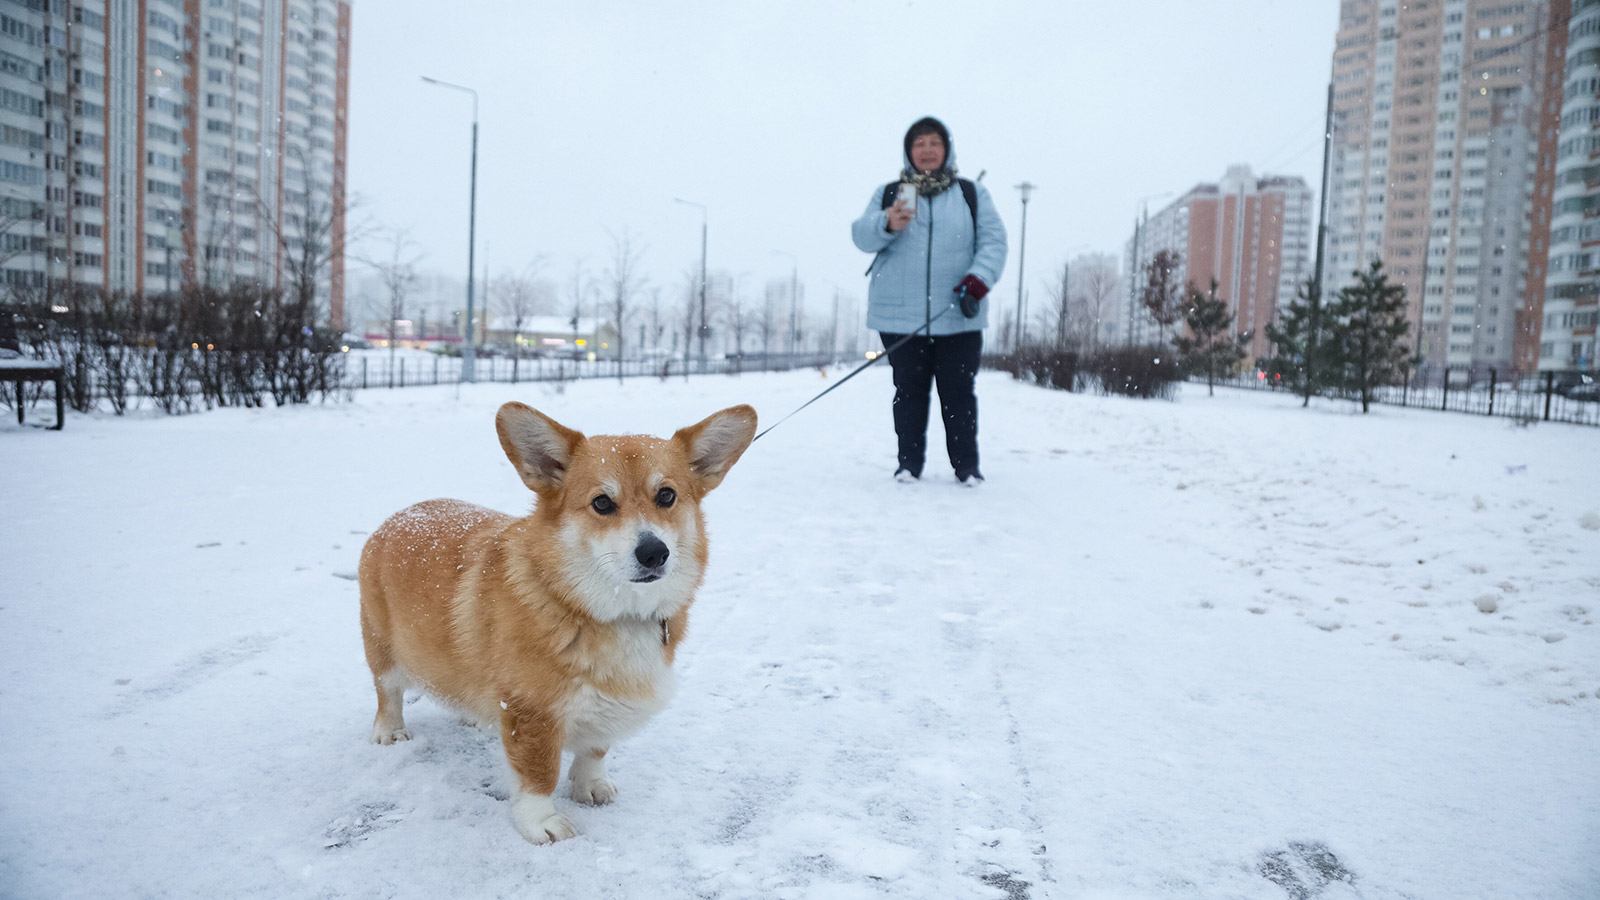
[655,487,676,508]
[591,495,616,515]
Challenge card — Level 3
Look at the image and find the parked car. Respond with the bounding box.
[1555,372,1595,398]
[1513,372,1596,395]
[1564,380,1600,402]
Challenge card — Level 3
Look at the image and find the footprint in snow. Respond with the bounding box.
[1257,841,1355,900]
[321,800,407,849]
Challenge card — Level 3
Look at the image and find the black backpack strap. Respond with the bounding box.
[866,182,897,275]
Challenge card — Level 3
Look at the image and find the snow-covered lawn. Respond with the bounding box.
[2,370,1596,900]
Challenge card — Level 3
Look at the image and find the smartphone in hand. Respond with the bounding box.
[896,183,917,217]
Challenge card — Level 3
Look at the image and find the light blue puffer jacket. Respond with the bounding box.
[851,144,1008,336]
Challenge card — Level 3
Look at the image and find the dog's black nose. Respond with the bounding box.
[635,534,669,570]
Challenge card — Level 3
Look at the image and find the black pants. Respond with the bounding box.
[880,330,982,478]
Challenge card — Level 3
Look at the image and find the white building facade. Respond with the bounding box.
[1543,0,1600,372]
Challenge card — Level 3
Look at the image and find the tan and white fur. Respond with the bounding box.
[357,402,757,844]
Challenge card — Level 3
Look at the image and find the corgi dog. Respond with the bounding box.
[357,402,757,844]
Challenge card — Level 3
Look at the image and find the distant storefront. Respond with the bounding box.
[483,316,618,359]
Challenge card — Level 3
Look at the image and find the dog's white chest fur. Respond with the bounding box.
[562,620,676,749]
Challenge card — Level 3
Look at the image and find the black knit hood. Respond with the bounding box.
[902,116,956,173]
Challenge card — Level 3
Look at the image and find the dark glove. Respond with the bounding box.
[955,275,988,318]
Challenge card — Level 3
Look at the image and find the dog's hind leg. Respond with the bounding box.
[361,601,413,745]
[568,746,618,806]
[368,667,413,744]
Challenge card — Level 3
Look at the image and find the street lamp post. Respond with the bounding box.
[1014,182,1035,351]
[421,76,479,382]
[772,250,798,357]
[672,198,709,373]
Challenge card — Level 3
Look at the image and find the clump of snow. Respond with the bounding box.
[1474,594,1501,615]
[1579,512,1600,531]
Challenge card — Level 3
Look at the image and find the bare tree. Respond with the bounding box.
[670,265,695,372]
[721,273,748,360]
[269,147,334,318]
[1034,261,1075,351]
[359,228,422,387]
[494,257,546,382]
[234,144,372,401]
[251,145,372,332]
[759,279,786,357]
[1077,257,1119,355]
[647,286,663,356]
[997,309,1016,353]
[558,258,594,384]
[824,285,842,361]
[602,229,647,381]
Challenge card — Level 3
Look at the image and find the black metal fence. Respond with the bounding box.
[1199,369,1599,427]
[1,348,856,419]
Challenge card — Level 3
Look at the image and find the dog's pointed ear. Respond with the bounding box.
[673,404,757,493]
[496,402,585,493]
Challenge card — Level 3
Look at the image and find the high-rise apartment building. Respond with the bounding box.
[1324,0,1552,379]
[1541,0,1600,372]
[1121,165,1313,360]
[0,0,350,326]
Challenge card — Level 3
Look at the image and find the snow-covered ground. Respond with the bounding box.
[2,369,1596,900]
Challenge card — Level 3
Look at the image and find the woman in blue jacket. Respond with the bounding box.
[852,116,1008,485]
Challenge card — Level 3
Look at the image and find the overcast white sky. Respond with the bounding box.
[348,0,1340,326]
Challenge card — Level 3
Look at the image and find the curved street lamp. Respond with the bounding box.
[421,76,479,382]
[1014,181,1036,350]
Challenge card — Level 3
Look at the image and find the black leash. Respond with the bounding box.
[752,305,958,442]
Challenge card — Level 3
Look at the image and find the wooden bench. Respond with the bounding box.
[0,357,65,430]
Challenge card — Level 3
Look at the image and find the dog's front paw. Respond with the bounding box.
[571,776,618,806]
[520,812,577,844]
[370,724,412,745]
[512,793,578,844]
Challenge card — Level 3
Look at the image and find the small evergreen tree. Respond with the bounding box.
[1174,278,1248,396]
[1140,249,1183,347]
[1326,260,1412,414]
[1264,276,1339,407]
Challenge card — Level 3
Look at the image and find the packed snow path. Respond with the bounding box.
[2,370,1596,899]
